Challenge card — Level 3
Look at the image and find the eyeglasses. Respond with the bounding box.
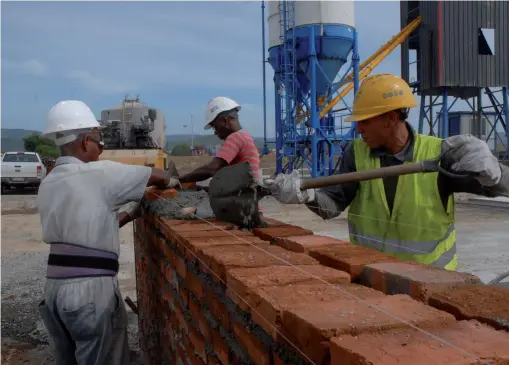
[77,134,104,150]
[89,137,104,150]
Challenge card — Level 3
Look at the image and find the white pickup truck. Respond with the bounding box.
[1,151,47,192]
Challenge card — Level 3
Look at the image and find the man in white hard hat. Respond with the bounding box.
[36,100,180,365]
[177,96,262,184]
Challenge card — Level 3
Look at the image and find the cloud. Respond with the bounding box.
[63,70,135,95]
[0,1,406,136]
[3,58,47,76]
[1,1,263,92]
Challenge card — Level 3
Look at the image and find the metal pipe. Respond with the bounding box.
[418,94,425,133]
[352,29,360,139]
[504,87,509,158]
[309,25,318,177]
[441,89,449,138]
[477,88,483,139]
[261,1,268,154]
[275,75,283,174]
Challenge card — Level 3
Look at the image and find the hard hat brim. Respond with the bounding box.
[344,103,417,123]
[344,111,381,123]
[204,105,241,130]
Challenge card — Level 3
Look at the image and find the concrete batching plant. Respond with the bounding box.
[99,95,166,150]
[265,0,359,177]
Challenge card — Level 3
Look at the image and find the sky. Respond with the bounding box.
[2,0,418,139]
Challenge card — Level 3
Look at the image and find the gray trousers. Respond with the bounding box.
[38,276,130,365]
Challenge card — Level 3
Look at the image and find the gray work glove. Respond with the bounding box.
[263,170,316,204]
[121,201,142,219]
[166,177,181,189]
[442,134,502,187]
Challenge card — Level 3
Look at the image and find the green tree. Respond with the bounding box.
[23,134,59,158]
[171,143,191,156]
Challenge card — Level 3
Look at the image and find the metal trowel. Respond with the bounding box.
[207,154,469,228]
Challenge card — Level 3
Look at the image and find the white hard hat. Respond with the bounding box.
[205,96,241,130]
[43,100,101,146]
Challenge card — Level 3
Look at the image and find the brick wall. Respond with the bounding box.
[134,188,509,365]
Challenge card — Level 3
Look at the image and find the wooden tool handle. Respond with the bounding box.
[300,162,426,190]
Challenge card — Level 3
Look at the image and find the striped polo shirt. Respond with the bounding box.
[215,130,261,181]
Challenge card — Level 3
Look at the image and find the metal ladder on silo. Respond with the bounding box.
[278,0,298,171]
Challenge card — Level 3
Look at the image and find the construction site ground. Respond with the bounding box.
[2,157,508,364]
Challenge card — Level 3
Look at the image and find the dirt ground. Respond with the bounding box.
[1,162,508,364]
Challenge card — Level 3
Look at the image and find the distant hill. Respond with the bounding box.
[1,128,41,152]
[165,134,267,150]
[1,128,269,153]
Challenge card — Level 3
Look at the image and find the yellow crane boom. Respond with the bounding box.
[319,16,422,119]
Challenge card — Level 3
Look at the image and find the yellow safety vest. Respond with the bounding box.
[348,134,457,270]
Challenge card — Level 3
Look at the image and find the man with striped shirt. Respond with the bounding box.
[178,96,261,185]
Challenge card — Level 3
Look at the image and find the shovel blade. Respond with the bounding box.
[208,162,266,228]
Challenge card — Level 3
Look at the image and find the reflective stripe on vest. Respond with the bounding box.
[347,134,457,270]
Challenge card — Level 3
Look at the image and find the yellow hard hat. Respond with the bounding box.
[344,74,417,123]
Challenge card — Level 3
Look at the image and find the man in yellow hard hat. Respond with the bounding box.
[265,74,509,270]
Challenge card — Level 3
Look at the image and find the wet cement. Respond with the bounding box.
[207,162,268,229]
[145,189,215,220]
[144,162,271,228]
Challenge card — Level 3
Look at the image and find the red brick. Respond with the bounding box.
[189,298,211,340]
[233,322,271,365]
[212,328,230,365]
[179,284,189,308]
[261,217,290,227]
[180,182,197,190]
[157,218,251,243]
[177,236,269,262]
[145,210,155,225]
[226,264,351,308]
[175,338,188,364]
[170,221,238,233]
[206,286,230,330]
[144,187,178,202]
[281,294,456,365]
[175,255,187,280]
[330,320,509,365]
[275,234,350,253]
[166,320,176,352]
[309,244,402,281]
[155,216,218,233]
[246,282,384,338]
[253,226,314,241]
[429,284,509,331]
[180,332,206,365]
[174,229,255,247]
[207,355,222,365]
[173,301,189,334]
[360,262,482,302]
[187,272,206,299]
[188,325,207,362]
[157,236,174,261]
[198,244,318,283]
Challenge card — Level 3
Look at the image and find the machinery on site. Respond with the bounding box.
[99,95,166,150]
[98,96,172,169]
[260,0,509,177]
